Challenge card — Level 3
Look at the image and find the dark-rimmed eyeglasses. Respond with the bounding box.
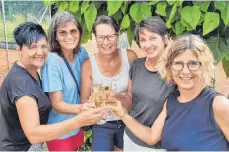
[96,34,117,42]
[171,61,201,71]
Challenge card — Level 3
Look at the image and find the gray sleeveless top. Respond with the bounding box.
[125,58,175,148]
[89,49,130,121]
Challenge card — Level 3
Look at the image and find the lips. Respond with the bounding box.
[180,77,193,80]
[34,57,45,60]
[65,41,75,44]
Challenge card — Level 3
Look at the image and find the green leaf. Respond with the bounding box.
[223,58,229,77]
[82,28,92,44]
[180,17,194,31]
[167,0,176,6]
[198,13,204,25]
[58,2,69,11]
[175,21,185,35]
[127,26,133,46]
[84,3,97,32]
[147,0,159,5]
[107,1,123,16]
[180,6,201,30]
[166,3,177,29]
[177,0,183,6]
[121,14,130,29]
[112,11,123,22]
[43,0,56,6]
[81,1,90,14]
[203,12,220,36]
[215,1,229,26]
[193,1,210,12]
[69,1,79,13]
[121,1,129,14]
[130,3,152,23]
[206,36,229,62]
[94,1,104,9]
[155,2,167,17]
[73,10,81,23]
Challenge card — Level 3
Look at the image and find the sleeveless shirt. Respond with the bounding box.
[162,87,229,151]
[89,49,130,121]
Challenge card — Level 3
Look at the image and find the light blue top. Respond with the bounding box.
[41,46,88,139]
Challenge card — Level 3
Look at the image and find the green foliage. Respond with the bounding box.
[77,129,92,151]
[155,2,167,17]
[107,1,123,16]
[130,3,152,23]
[49,1,229,76]
[203,12,220,36]
[180,6,201,30]
[84,3,97,32]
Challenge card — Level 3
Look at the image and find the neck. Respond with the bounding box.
[178,84,205,103]
[97,49,119,63]
[17,60,38,80]
[145,57,158,72]
[62,49,75,63]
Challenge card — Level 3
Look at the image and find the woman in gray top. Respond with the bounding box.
[116,16,175,151]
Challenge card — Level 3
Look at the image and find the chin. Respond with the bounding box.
[179,84,195,90]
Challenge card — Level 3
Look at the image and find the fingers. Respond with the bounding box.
[81,102,96,111]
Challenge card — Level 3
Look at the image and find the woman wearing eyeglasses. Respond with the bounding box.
[109,16,175,151]
[81,15,137,151]
[109,34,229,151]
[40,11,90,151]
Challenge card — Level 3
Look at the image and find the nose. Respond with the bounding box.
[103,37,109,45]
[144,40,154,50]
[181,64,190,73]
[36,47,46,55]
[65,32,74,40]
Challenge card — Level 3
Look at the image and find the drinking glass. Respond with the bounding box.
[91,83,107,125]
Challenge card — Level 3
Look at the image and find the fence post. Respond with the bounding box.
[1,0,10,69]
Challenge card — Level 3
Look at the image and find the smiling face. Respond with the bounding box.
[56,21,80,52]
[171,50,203,91]
[95,24,118,55]
[19,37,48,69]
[139,28,167,59]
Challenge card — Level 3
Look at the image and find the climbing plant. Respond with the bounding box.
[44,0,229,75]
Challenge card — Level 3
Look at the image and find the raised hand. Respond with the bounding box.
[106,99,127,119]
[77,107,105,126]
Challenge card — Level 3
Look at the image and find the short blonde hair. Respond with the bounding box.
[158,34,215,87]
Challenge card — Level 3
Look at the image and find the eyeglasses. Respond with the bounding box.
[57,29,79,40]
[171,61,201,71]
[96,34,117,42]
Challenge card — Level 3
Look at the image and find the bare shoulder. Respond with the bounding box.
[126,49,137,65]
[213,95,229,113]
[81,58,92,76]
[82,58,91,70]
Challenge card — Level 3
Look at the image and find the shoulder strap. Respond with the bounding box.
[62,56,80,95]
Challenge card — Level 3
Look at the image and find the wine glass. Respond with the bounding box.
[91,83,107,125]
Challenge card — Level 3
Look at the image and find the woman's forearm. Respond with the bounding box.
[27,117,82,144]
[121,114,158,145]
[53,102,82,114]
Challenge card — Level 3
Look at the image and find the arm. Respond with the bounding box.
[114,49,137,108]
[127,49,137,65]
[110,100,167,145]
[80,59,92,104]
[16,96,104,144]
[49,91,82,114]
[213,95,229,141]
